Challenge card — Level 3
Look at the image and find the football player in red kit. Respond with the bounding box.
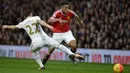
[42,1,84,64]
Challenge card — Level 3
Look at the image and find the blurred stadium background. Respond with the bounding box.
[0,0,130,73]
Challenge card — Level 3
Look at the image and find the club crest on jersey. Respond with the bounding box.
[67,16,70,20]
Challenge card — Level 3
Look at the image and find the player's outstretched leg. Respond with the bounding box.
[57,44,85,60]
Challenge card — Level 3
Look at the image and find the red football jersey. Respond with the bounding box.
[50,9,77,33]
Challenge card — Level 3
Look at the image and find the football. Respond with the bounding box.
[113,63,124,73]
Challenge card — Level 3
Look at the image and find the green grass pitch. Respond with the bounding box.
[0,57,129,73]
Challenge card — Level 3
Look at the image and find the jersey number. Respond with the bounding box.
[26,23,40,35]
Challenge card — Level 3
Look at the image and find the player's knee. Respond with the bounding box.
[72,44,76,49]
[69,40,77,50]
[69,40,77,53]
[70,43,77,53]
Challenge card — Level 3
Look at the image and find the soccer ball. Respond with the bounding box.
[113,63,124,73]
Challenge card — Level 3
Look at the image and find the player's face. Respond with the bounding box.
[62,4,69,14]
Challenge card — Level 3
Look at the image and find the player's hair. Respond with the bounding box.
[60,1,69,6]
[23,9,33,17]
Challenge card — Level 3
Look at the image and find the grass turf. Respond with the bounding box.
[0,57,129,73]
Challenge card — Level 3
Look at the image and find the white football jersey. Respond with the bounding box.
[16,16,48,41]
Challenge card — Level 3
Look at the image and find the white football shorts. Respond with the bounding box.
[30,37,59,51]
[52,30,75,44]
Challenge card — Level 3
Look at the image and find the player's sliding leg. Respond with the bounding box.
[42,45,75,65]
[42,44,82,65]
[42,38,84,65]
[31,51,45,70]
[57,44,84,60]
[42,48,55,65]
[42,45,80,65]
[69,40,77,63]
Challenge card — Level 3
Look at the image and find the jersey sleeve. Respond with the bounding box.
[16,22,23,28]
[69,10,78,18]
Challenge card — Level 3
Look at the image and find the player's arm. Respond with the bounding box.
[75,15,84,26]
[38,20,53,30]
[71,10,84,27]
[48,18,60,24]
[2,25,17,29]
[48,18,67,24]
[75,14,84,27]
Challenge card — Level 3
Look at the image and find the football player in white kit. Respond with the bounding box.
[2,9,84,70]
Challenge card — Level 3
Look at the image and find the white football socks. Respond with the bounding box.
[58,45,74,55]
[32,51,44,68]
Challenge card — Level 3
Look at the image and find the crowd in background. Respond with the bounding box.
[0,0,130,50]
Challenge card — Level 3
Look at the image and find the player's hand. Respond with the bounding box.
[59,20,68,24]
[2,25,8,29]
[78,21,85,28]
[58,18,68,24]
[48,26,53,30]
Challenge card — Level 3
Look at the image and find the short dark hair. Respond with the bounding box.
[23,9,32,17]
[60,1,69,6]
